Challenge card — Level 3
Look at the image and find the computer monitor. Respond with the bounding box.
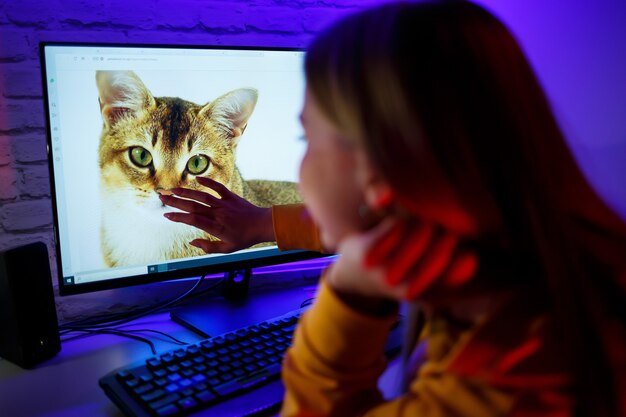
[41,42,325,296]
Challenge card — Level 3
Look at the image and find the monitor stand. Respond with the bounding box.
[169,257,332,338]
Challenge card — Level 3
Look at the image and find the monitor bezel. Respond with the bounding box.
[40,41,324,296]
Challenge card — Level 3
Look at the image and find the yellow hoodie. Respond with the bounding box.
[272,204,573,417]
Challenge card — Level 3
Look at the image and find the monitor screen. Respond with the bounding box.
[41,42,321,295]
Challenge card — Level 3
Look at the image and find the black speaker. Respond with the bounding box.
[0,241,61,368]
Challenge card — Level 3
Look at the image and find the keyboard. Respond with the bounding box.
[99,307,403,417]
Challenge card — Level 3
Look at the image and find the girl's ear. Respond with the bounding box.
[355,149,395,212]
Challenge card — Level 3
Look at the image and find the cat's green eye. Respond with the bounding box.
[187,154,210,175]
[129,146,153,168]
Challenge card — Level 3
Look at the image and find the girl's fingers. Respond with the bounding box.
[196,176,231,199]
[405,232,458,299]
[160,194,211,214]
[383,222,436,286]
[442,250,479,288]
[163,212,222,237]
[363,220,406,268]
[168,187,221,207]
[190,239,233,254]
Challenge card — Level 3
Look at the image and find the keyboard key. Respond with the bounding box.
[149,393,180,411]
[134,383,154,395]
[213,363,281,397]
[141,388,165,402]
[194,382,208,392]
[222,372,235,381]
[179,378,192,388]
[178,397,198,410]
[282,324,297,333]
[154,404,179,417]
[200,340,214,350]
[116,370,133,380]
[207,377,221,386]
[124,378,139,388]
[161,354,175,364]
[181,388,194,397]
[147,358,162,369]
[167,373,181,382]
[155,378,169,387]
[195,390,216,403]
[192,374,206,383]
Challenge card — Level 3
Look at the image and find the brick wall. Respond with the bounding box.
[0,0,386,283]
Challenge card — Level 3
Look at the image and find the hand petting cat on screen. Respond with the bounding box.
[159,176,275,254]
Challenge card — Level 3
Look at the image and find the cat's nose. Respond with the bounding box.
[156,187,173,196]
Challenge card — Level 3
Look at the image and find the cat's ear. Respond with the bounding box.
[201,88,258,142]
[96,71,156,129]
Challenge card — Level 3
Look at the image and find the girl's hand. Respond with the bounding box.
[326,217,479,311]
[159,176,275,253]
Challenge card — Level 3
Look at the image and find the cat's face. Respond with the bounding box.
[96,71,257,215]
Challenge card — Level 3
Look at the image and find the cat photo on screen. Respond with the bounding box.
[96,70,301,267]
